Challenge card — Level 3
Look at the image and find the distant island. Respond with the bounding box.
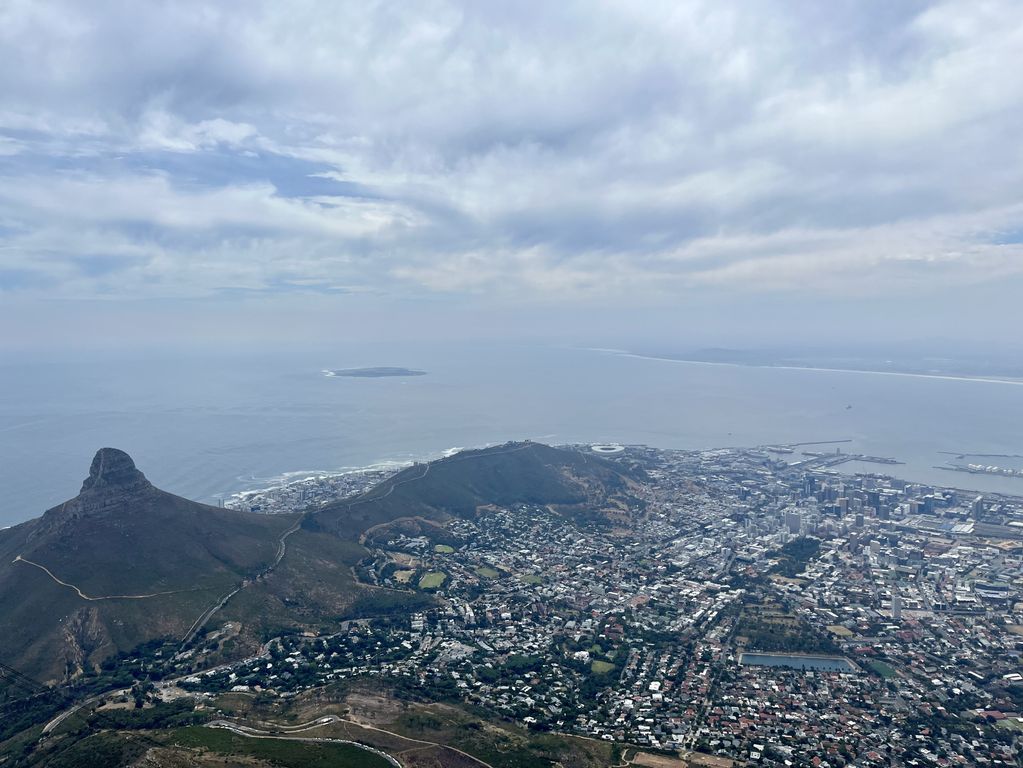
[325,367,427,378]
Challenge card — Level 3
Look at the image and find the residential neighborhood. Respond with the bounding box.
[175,445,1023,766]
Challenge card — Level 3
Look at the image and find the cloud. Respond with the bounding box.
[0,0,1022,307]
[136,111,258,152]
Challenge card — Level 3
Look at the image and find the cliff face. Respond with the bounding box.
[79,447,152,497]
[32,448,155,537]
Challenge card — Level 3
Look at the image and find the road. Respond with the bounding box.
[346,462,433,544]
[178,513,305,651]
[42,634,286,736]
[14,508,304,617]
[42,692,103,735]
[349,442,534,534]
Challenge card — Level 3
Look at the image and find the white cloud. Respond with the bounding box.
[136,110,259,152]
[0,172,412,236]
[1,0,1022,310]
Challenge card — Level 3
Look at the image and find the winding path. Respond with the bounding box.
[179,514,305,650]
[347,461,433,542]
[12,555,198,601]
[41,444,540,746]
[207,720,403,767]
[207,713,497,768]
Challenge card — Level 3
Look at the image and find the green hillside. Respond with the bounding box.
[0,449,295,682]
[0,443,638,683]
[309,441,640,539]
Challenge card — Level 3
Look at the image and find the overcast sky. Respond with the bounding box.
[2,1,1022,351]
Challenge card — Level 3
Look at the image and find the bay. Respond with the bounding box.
[2,342,1022,527]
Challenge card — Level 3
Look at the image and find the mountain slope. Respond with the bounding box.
[0,449,296,682]
[308,441,642,539]
[0,442,641,683]
[220,442,642,652]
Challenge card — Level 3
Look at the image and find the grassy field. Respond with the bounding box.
[867,659,897,679]
[419,571,447,589]
[997,717,1023,733]
[475,566,501,578]
[216,683,616,768]
[591,660,616,675]
[31,731,149,768]
[392,707,612,768]
[434,544,455,554]
[168,726,393,767]
[519,573,543,585]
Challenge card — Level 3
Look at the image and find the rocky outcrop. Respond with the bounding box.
[38,448,154,530]
[79,447,151,496]
[61,606,111,679]
[0,448,294,683]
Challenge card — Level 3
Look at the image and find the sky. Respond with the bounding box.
[1,1,1022,352]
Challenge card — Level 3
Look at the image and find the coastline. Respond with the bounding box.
[220,440,1023,520]
[602,350,1023,387]
[217,444,489,512]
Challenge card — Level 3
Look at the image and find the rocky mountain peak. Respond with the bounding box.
[80,447,151,495]
[37,449,154,529]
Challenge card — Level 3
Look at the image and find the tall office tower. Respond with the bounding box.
[971,495,984,519]
[786,510,802,535]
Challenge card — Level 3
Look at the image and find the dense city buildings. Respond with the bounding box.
[176,444,1023,766]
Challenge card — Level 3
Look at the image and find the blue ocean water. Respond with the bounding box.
[2,342,1022,527]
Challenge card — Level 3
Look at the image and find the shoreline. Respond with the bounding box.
[217,444,487,512]
[6,437,1022,529]
[603,350,1023,387]
[219,440,1023,519]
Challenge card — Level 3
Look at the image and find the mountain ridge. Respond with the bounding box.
[0,441,639,682]
[308,440,643,539]
[0,449,296,682]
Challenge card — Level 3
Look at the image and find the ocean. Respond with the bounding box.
[2,342,1022,527]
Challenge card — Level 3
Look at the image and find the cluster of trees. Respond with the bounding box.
[0,688,69,744]
[770,537,821,578]
[89,699,205,731]
[1,636,189,747]
[736,614,838,654]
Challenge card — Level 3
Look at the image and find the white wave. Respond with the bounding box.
[577,346,630,355]
[614,351,1023,387]
[224,456,417,501]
